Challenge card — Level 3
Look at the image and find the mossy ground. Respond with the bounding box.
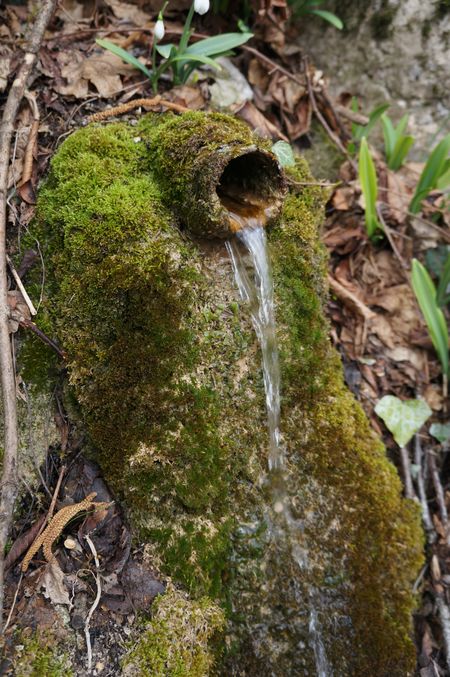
[32,111,423,675]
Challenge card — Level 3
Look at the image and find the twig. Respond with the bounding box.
[399,445,416,500]
[86,96,189,124]
[427,448,449,542]
[84,534,102,673]
[19,318,65,359]
[334,103,369,126]
[6,255,37,316]
[304,57,357,172]
[414,435,434,534]
[2,573,23,633]
[0,0,57,632]
[287,178,341,189]
[436,595,450,672]
[327,274,375,322]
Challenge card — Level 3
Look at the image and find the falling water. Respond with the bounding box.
[226,221,333,677]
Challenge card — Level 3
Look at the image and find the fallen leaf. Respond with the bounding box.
[429,422,450,444]
[40,559,72,607]
[375,395,432,447]
[55,50,136,99]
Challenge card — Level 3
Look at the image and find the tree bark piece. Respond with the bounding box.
[0,0,57,631]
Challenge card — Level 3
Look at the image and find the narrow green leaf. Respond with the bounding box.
[410,135,450,213]
[437,160,450,190]
[354,103,389,142]
[310,9,343,29]
[184,33,253,57]
[359,137,381,238]
[389,135,414,171]
[411,259,449,374]
[437,253,450,306]
[381,113,395,159]
[96,38,151,79]
[375,395,432,447]
[395,114,409,138]
[170,53,221,68]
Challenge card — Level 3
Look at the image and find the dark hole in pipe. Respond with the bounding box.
[216,151,285,217]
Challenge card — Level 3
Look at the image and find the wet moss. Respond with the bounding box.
[34,112,423,675]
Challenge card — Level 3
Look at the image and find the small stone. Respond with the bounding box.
[273,501,284,514]
[64,537,77,550]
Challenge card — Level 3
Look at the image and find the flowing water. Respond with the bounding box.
[226,218,333,677]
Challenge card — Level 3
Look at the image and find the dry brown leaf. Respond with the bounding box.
[55,50,136,99]
[331,186,355,211]
[40,559,72,607]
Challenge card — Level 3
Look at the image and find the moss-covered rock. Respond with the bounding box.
[32,111,423,675]
[122,587,224,676]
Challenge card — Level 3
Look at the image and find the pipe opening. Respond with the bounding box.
[216,150,285,234]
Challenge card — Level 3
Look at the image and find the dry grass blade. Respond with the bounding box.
[21,492,108,572]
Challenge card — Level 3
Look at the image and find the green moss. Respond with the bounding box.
[12,632,72,677]
[123,587,225,676]
[33,112,423,675]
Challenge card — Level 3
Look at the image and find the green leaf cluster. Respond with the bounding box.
[96,4,252,93]
[381,113,414,171]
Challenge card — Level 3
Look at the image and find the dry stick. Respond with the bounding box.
[436,596,450,673]
[86,96,189,124]
[84,534,102,673]
[414,435,434,534]
[6,255,37,316]
[19,318,65,359]
[327,274,375,322]
[399,445,416,500]
[304,58,357,172]
[0,0,57,631]
[427,448,450,541]
[333,103,369,127]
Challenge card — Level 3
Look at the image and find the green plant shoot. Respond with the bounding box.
[410,134,450,213]
[411,258,449,377]
[97,0,253,93]
[381,113,414,171]
[358,137,381,238]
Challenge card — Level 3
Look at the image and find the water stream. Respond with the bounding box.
[226,220,333,677]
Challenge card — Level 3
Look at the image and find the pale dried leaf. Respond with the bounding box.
[40,559,72,607]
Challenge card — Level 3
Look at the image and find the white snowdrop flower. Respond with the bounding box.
[194,0,210,15]
[154,19,165,41]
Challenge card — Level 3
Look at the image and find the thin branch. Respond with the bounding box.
[399,445,416,500]
[0,0,57,631]
[304,57,357,172]
[414,435,434,534]
[85,96,189,124]
[84,534,102,672]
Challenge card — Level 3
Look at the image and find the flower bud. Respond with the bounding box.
[154,19,165,41]
[194,0,209,15]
